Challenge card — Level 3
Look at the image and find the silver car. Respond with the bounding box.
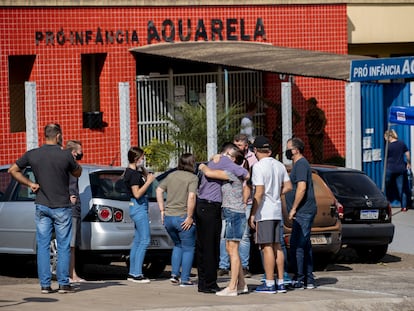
[0,164,173,277]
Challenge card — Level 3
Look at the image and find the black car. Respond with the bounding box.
[311,165,395,262]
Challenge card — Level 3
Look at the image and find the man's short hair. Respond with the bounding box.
[233,133,249,144]
[220,142,238,154]
[44,123,62,139]
[66,140,82,151]
[290,137,305,154]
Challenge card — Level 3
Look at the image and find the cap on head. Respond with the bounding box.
[253,136,271,149]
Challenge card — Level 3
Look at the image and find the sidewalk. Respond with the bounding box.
[1,273,413,311]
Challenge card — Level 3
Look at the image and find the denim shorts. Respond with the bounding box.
[223,208,246,241]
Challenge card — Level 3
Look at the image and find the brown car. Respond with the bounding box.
[282,169,342,263]
[249,168,342,272]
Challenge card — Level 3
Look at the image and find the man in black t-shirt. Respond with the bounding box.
[8,123,82,294]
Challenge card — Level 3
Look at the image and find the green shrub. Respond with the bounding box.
[143,139,176,172]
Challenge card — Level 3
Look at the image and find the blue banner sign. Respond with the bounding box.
[350,57,414,82]
[389,106,414,126]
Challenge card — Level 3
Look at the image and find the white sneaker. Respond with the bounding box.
[237,284,248,294]
[305,283,316,289]
[216,287,237,296]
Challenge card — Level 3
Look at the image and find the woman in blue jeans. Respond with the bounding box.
[198,148,250,296]
[156,153,199,286]
[123,146,155,283]
[384,129,411,212]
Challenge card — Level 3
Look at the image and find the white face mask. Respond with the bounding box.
[136,159,144,167]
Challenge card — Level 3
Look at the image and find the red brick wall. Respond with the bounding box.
[0,4,347,166]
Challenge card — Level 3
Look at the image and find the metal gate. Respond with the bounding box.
[136,70,264,154]
[361,82,412,189]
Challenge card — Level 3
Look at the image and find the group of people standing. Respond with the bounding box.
[8,123,317,297]
[122,131,317,297]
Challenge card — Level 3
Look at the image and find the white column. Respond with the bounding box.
[206,83,217,160]
[119,82,130,167]
[345,82,362,170]
[25,82,38,150]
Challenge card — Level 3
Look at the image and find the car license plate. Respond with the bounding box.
[150,239,160,247]
[360,209,379,220]
[310,235,327,245]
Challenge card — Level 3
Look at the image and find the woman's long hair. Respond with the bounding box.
[177,153,196,173]
[127,146,148,176]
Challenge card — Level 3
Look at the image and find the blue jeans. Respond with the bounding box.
[386,171,409,208]
[164,215,196,282]
[290,213,315,284]
[129,197,150,277]
[222,208,246,240]
[35,204,72,287]
[219,204,251,269]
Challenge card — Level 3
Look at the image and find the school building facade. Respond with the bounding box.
[0,1,413,167]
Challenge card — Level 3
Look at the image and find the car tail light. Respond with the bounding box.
[97,206,112,222]
[387,202,392,221]
[84,204,124,222]
[335,200,344,219]
[113,210,124,222]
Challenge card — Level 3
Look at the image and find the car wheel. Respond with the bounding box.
[354,245,388,263]
[249,244,264,274]
[50,238,58,276]
[313,253,335,271]
[74,249,86,275]
[143,259,167,278]
[125,257,167,278]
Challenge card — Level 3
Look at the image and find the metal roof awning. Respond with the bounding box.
[130,41,371,81]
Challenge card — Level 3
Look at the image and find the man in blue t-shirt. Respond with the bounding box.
[284,137,317,290]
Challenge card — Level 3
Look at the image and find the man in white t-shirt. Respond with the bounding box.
[249,136,292,294]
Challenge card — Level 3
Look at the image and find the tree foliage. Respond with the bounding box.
[151,102,244,163]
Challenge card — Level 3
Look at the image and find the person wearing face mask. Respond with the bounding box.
[65,140,85,283]
[284,137,317,290]
[8,124,82,294]
[123,146,155,283]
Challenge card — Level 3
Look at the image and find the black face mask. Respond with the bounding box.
[285,149,293,160]
[75,153,83,161]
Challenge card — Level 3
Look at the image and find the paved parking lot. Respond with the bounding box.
[2,209,414,311]
[1,249,414,311]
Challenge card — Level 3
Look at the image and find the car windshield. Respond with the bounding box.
[321,171,382,197]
